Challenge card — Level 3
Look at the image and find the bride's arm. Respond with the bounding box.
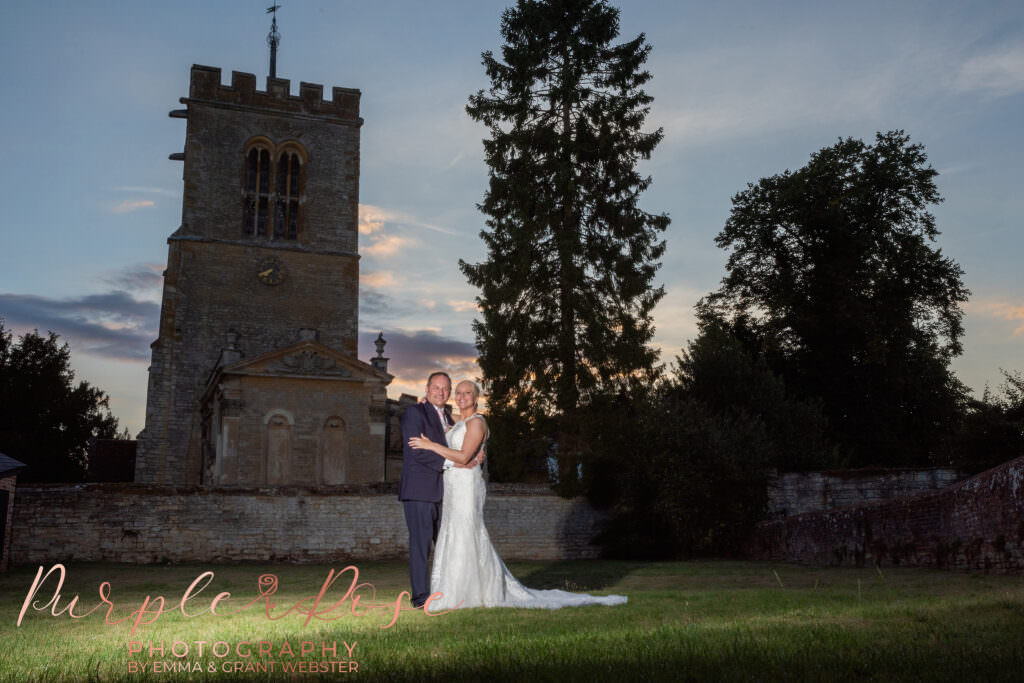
[408,420,486,465]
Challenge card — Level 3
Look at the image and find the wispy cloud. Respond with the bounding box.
[111,199,155,214]
[0,291,159,361]
[102,263,164,301]
[448,300,479,313]
[363,234,413,257]
[953,45,1024,97]
[359,203,458,237]
[967,298,1024,336]
[110,186,180,198]
[362,271,399,289]
[647,31,949,149]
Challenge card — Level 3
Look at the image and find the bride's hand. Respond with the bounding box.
[408,433,436,451]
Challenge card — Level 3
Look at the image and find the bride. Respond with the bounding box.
[408,380,627,612]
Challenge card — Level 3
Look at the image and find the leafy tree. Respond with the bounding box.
[0,321,123,482]
[700,131,969,467]
[594,322,833,559]
[955,369,1024,473]
[675,317,835,472]
[462,0,669,484]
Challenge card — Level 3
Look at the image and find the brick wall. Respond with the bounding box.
[1,476,15,571]
[8,483,604,565]
[747,456,1024,573]
[767,467,966,519]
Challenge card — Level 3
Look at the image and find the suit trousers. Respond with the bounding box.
[403,499,441,606]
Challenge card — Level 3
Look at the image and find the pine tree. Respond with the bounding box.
[461,0,669,482]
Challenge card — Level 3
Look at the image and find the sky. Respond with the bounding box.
[1,0,1022,437]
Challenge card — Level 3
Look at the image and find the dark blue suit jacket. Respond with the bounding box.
[398,402,449,502]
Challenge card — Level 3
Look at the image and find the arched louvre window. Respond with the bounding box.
[243,146,271,237]
[242,139,306,240]
[275,149,303,240]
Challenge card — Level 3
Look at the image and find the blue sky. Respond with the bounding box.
[1,0,1022,436]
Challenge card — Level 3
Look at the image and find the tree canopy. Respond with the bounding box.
[462,0,669,482]
[700,131,970,466]
[0,321,123,481]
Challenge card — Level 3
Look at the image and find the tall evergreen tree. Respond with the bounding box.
[462,0,669,481]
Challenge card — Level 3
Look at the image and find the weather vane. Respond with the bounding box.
[267,4,282,79]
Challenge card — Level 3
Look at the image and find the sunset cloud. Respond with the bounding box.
[0,291,159,361]
[358,204,391,235]
[110,185,180,198]
[362,234,413,257]
[362,271,399,288]
[448,300,479,313]
[111,199,155,214]
[359,328,479,393]
[967,299,1024,336]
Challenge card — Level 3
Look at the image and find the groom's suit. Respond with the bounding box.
[398,401,451,607]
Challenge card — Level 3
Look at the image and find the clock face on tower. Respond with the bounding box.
[256,257,286,285]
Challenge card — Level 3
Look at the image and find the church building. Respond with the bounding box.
[134,64,392,487]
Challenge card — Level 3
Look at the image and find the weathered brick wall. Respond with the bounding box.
[8,483,604,565]
[767,467,966,519]
[1,476,16,571]
[748,456,1024,573]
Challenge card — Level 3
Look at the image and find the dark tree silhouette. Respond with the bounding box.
[462,0,669,483]
[0,321,124,481]
[701,131,970,466]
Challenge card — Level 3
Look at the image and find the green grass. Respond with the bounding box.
[2,560,1023,681]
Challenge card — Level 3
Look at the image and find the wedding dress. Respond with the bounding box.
[428,415,627,612]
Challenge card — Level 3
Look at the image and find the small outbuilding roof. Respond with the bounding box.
[0,452,28,479]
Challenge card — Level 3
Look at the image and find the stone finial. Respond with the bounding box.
[371,331,389,373]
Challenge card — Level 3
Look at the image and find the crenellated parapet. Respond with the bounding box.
[183,64,360,122]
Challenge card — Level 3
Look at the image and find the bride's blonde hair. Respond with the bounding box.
[456,379,482,408]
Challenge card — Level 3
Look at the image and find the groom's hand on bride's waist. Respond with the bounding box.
[454,449,486,469]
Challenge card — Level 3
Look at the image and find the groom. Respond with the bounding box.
[399,371,454,608]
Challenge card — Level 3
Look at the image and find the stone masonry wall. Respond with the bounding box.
[767,467,966,519]
[1,476,16,571]
[9,483,604,565]
[747,456,1024,573]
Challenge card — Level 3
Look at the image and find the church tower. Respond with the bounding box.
[135,65,391,486]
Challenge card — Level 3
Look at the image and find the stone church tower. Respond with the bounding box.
[135,65,391,486]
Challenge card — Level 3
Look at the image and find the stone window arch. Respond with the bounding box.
[243,137,274,237]
[274,142,306,240]
[242,138,307,240]
[263,409,294,485]
[320,415,348,485]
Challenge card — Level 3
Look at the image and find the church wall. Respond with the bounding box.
[221,374,385,486]
[137,241,362,485]
[747,456,1024,574]
[181,66,361,255]
[136,66,365,486]
[8,484,605,564]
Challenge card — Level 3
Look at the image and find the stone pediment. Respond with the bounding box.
[218,340,390,382]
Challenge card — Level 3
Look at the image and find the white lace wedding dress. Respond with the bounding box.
[428,415,627,612]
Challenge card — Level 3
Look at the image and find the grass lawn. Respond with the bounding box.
[1,559,1023,681]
